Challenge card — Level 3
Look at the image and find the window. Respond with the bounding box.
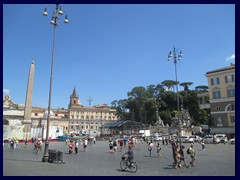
[216,117,223,127]
[81,115,84,119]
[225,75,234,83]
[71,126,74,129]
[230,116,235,123]
[227,89,235,97]
[213,91,221,99]
[35,113,38,116]
[216,107,221,111]
[71,115,74,119]
[65,114,68,118]
[82,126,84,129]
[227,104,235,111]
[91,126,93,129]
[211,77,219,85]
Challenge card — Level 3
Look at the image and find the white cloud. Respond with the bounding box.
[3,89,10,95]
[226,54,235,61]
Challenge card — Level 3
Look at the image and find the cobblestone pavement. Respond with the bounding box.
[3,140,235,176]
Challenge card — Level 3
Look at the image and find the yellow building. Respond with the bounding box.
[205,63,235,136]
[3,87,118,136]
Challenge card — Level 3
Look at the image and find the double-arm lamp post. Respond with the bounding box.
[42,4,68,162]
[168,47,183,146]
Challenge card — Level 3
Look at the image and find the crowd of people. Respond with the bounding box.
[4,134,199,170]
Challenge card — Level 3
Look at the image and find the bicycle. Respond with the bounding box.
[120,156,138,173]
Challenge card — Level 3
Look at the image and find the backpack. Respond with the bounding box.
[187,148,191,154]
[148,146,152,151]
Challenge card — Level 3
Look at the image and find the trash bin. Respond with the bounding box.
[48,149,65,164]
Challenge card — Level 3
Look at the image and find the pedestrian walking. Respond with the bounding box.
[119,139,123,151]
[187,144,196,166]
[83,138,88,152]
[176,145,189,168]
[93,137,96,144]
[171,138,179,169]
[109,140,113,153]
[200,140,205,151]
[148,142,153,157]
[24,138,28,148]
[165,136,169,145]
[75,140,79,154]
[69,140,74,154]
[123,137,128,149]
[156,143,161,157]
[113,140,118,153]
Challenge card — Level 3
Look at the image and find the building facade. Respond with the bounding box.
[3,87,118,139]
[205,64,235,136]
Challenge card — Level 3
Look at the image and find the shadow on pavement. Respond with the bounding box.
[116,168,133,173]
[4,158,42,163]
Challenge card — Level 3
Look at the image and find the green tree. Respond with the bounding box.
[180,82,193,91]
[195,85,209,92]
[161,80,178,91]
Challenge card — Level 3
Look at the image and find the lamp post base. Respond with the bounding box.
[42,141,49,163]
[42,155,49,162]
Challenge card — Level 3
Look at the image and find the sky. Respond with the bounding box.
[3,4,235,109]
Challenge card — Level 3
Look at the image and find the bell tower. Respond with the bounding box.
[69,86,81,108]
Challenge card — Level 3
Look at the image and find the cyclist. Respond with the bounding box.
[122,145,134,167]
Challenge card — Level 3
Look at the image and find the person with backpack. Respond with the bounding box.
[177,145,189,168]
[187,144,196,166]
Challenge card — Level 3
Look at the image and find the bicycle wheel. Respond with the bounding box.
[120,160,127,170]
[130,162,138,173]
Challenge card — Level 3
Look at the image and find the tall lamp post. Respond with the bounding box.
[87,97,93,136]
[168,47,183,146]
[42,4,68,162]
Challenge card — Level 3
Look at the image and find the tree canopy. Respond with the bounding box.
[111,82,209,127]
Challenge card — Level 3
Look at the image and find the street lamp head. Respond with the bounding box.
[178,51,183,60]
[50,17,56,25]
[64,15,69,24]
[168,51,172,60]
[43,7,48,16]
[58,6,63,15]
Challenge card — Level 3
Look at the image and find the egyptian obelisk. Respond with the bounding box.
[23,60,35,139]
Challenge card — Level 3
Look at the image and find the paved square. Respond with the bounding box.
[3,140,235,176]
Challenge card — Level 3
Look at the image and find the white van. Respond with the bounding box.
[214,134,227,143]
[179,135,189,143]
